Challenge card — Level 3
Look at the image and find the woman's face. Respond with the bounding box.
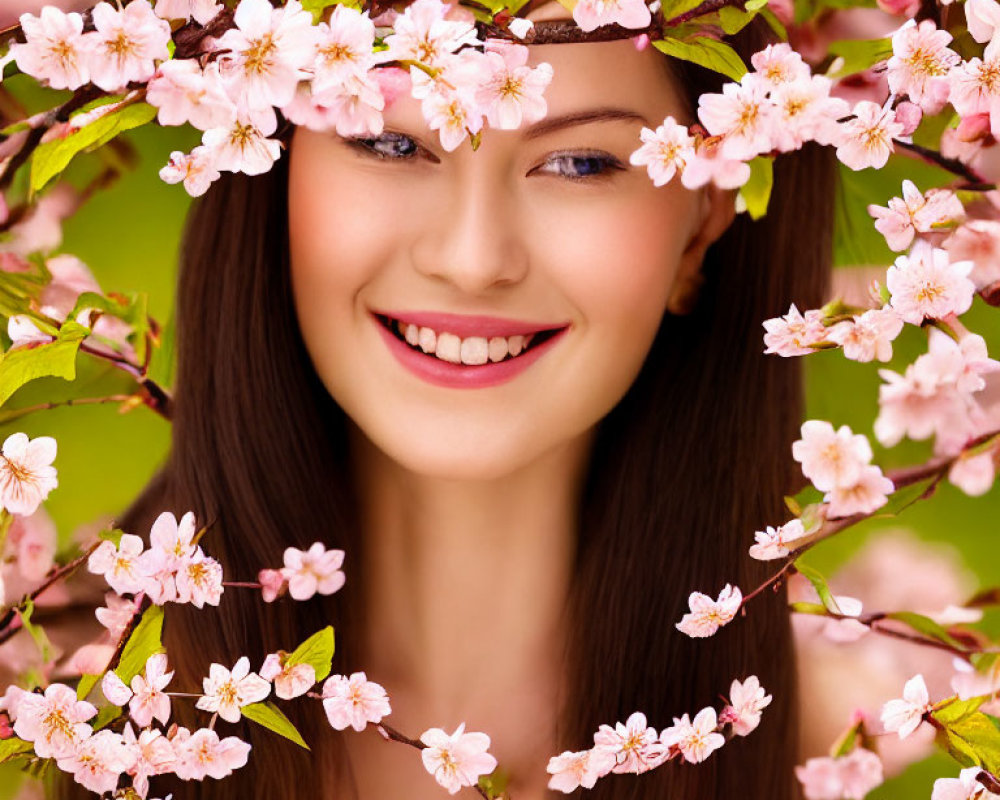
[288,31,733,480]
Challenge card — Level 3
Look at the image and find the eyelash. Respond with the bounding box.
[348,132,626,181]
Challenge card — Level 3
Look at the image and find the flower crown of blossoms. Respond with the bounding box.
[0,0,993,209]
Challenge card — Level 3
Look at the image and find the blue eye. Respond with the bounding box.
[351,132,421,159]
[533,153,625,180]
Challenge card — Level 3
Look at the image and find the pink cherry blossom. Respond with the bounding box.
[379,0,478,68]
[768,75,849,152]
[85,1,172,93]
[310,6,377,93]
[824,463,894,517]
[288,73,386,137]
[750,43,810,90]
[260,653,315,700]
[172,727,251,781]
[213,0,318,111]
[723,675,772,736]
[124,725,177,798]
[196,657,271,723]
[894,100,923,135]
[160,147,222,197]
[476,42,553,130]
[874,358,973,448]
[867,180,965,252]
[154,0,224,25]
[88,533,146,595]
[0,432,58,516]
[321,671,391,730]
[281,542,346,601]
[660,707,725,764]
[147,61,236,131]
[886,242,975,325]
[835,101,904,171]
[932,330,1000,395]
[792,420,873,493]
[948,38,1000,137]
[10,7,90,90]
[966,0,1000,43]
[821,595,870,642]
[944,220,1000,290]
[546,748,616,793]
[880,673,932,738]
[795,748,884,800]
[572,0,651,33]
[629,118,695,187]
[762,304,828,356]
[679,136,751,190]
[420,723,498,795]
[749,518,808,560]
[697,76,774,161]
[933,767,1000,800]
[130,653,174,727]
[13,683,97,758]
[676,584,742,638]
[57,729,137,795]
[592,711,664,774]
[258,568,286,602]
[827,307,904,363]
[174,549,224,608]
[5,507,57,584]
[102,670,134,707]
[948,449,996,496]
[202,111,282,176]
[886,20,959,113]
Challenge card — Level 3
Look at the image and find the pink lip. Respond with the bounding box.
[371,309,568,339]
[372,314,569,389]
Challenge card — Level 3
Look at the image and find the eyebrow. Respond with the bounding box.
[521,108,651,140]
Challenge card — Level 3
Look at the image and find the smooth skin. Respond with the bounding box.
[287,12,735,797]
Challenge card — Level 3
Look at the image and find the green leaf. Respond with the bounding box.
[716,5,757,34]
[68,290,150,364]
[301,0,341,21]
[286,626,335,683]
[98,528,125,547]
[0,321,89,408]
[477,768,509,798]
[77,673,101,701]
[789,601,830,616]
[18,599,53,663]
[653,36,748,83]
[934,696,987,725]
[886,611,966,650]
[93,704,122,731]
[116,605,164,684]
[827,37,892,79]
[757,6,788,40]
[739,156,774,220]
[29,102,158,195]
[935,711,1000,775]
[0,737,34,764]
[873,476,939,518]
[242,702,310,750]
[795,562,843,614]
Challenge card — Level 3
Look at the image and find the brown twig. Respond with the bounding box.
[893,139,986,186]
[78,342,173,420]
[0,393,135,424]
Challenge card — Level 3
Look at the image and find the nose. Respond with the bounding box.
[409,163,529,296]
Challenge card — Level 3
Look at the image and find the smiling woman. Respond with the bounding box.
[63,9,836,800]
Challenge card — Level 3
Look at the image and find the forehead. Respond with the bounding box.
[521,1,688,122]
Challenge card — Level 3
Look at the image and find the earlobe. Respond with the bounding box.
[665,185,738,316]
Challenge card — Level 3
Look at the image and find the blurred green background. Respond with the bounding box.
[1,72,998,799]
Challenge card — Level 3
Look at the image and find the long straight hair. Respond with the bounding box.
[78,24,835,800]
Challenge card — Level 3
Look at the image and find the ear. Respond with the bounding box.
[665,184,737,315]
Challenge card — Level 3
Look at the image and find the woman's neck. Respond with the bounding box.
[349,424,591,786]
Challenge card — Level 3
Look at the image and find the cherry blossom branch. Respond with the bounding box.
[978,770,1000,795]
[892,139,986,186]
[78,342,173,420]
[0,393,136,424]
[661,0,745,28]
[0,541,101,647]
[374,723,495,799]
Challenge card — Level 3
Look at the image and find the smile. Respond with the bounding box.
[370,310,570,389]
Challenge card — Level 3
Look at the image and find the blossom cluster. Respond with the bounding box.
[545,675,772,792]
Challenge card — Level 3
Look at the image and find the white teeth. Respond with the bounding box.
[488,336,508,363]
[418,326,436,354]
[460,336,489,365]
[389,317,551,365]
[435,332,462,363]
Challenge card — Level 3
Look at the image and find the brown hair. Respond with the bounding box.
[73,23,835,800]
